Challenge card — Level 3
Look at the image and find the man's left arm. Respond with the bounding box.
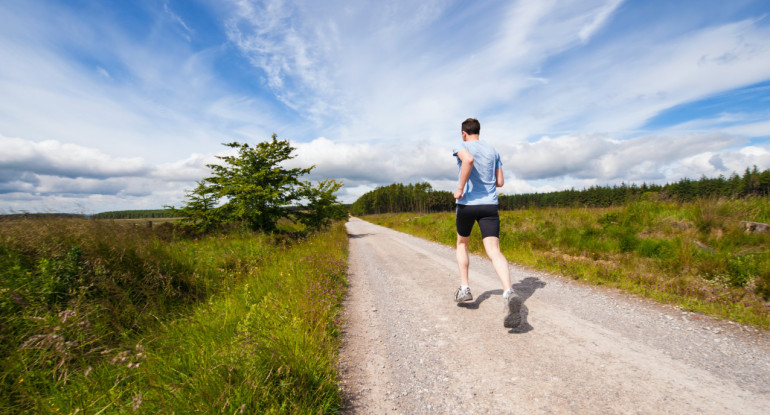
[496,168,504,187]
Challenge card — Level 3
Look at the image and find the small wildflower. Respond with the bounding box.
[131,393,143,411]
[59,309,76,323]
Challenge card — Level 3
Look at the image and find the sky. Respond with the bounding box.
[1,0,770,214]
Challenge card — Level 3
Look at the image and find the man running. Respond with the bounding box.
[452,118,521,328]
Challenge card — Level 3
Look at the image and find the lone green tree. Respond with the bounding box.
[171,135,345,232]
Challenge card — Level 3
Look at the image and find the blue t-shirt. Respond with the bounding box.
[452,140,502,205]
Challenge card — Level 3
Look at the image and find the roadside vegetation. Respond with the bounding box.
[1,135,349,413]
[0,218,347,413]
[365,196,770,328]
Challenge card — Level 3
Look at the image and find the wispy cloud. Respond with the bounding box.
[524,17,770,135]
[164,1,194,40]
[578,0,624,42]
[224,0,341,120]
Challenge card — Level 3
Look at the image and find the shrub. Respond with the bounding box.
[726,255,763,287]
[617,230,640,253]
[637,238,675,260]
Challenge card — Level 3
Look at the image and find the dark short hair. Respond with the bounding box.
[462,118,480,135]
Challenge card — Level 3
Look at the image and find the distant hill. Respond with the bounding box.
[91,209,177,219]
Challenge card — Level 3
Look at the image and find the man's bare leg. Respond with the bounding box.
[456,234,470,286]
[482,236,511,290]
[484,236,522,328]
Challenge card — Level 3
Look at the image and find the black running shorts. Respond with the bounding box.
[455,204,500,238]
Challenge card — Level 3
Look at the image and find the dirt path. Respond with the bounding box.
[337,218,770,414]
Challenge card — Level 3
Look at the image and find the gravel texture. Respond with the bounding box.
[337,218,770,414]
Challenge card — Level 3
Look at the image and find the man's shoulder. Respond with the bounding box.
[452,142,467,154]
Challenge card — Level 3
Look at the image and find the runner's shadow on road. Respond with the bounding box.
[457,289,502,309]
[508,277,547,334]
[347,233,371,239]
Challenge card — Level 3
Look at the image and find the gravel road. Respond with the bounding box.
[337,218,770,414]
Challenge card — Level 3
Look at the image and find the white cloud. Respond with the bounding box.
[288,137,455,183]
[152,153,216,182]
[669,146,770,180]
[0,135,149,179]
[503,132,746,181]
[0,135,206,212]
[502,134,612,179]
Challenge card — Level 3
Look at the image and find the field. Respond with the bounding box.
[0,217,348,413]
[365,197,770,328]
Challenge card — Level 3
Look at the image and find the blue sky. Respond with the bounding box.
[1,0,769,213]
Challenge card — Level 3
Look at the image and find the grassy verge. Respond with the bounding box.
[365,197,770,328]
[1,218,347,413]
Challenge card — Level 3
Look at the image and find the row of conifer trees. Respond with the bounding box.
[349,166,770,215]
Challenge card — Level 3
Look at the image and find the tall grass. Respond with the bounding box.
[1,218,347,413]
[366,197,770,328]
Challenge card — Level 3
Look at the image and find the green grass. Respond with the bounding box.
[1,218,348,414]
[365,197,770,328]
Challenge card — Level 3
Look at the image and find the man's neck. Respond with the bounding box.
[463,133,480,142]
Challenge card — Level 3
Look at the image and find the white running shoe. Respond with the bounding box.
[454,286,473,302]
[503,289,522,328]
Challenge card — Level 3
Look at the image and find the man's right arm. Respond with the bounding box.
[454,149,474,200]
